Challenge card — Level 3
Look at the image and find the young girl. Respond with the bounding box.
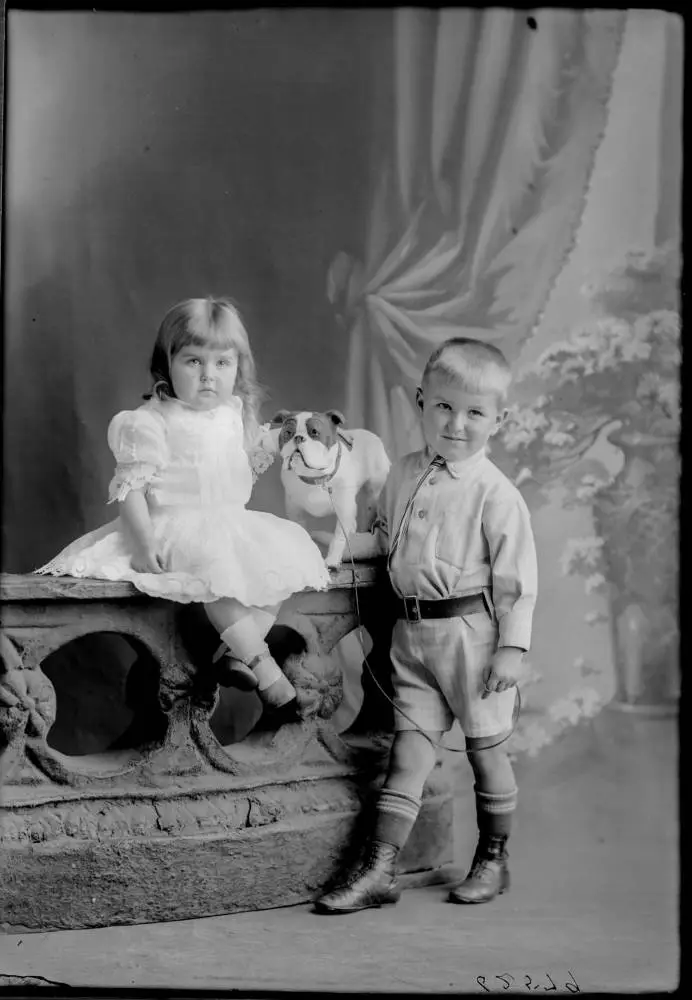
[37,297,331,725]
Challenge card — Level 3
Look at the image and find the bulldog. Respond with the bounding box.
[263,410,391,570]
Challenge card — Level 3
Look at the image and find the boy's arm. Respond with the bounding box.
[482,489,538,653]
[344,531,387,560]
[345,471,393,561]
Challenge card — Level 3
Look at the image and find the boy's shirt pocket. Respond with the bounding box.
[433,498,489,574]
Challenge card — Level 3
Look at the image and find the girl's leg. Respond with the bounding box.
[206,598,265,689]
[449,739,517,904]
[205,598,297,710]
[206,598,280,637]
[315,729,441,915]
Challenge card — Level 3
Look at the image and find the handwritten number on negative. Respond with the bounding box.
[476,973,580,993]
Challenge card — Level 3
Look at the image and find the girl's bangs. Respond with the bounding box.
[177,306,247,356]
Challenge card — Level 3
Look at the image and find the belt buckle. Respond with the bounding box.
[404,595,421,623]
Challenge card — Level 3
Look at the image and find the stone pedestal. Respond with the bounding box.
[0,564,454,931]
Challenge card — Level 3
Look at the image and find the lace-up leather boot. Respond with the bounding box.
[314,841,401,914]
[448,834,510,904]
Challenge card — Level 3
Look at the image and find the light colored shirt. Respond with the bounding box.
[374,448,538,651]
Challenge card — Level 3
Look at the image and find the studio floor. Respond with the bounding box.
[0,709,679,995]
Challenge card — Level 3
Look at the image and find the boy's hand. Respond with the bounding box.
[130,545,165,574]
[344,531,387,561]
[482,646,526,699]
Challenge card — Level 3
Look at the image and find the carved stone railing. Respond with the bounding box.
[0,564,453,930]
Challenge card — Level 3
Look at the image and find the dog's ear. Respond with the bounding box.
[326,410,346,427]
[271,409,293,427]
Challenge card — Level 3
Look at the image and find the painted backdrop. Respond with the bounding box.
[4,9,386,572]
[3,9,681,755]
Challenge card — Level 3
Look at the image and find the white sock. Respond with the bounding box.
[251,604,280,638]
[220,618,282,691]
[220,617,266,660]
[252,658,284,691]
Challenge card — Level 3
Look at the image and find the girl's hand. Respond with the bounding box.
[121,490,163,573]
[131,545,165,574]
[482,647,527,699]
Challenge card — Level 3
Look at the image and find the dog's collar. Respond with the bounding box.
[296,440,344,486]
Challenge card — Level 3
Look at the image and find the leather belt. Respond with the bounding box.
[396,592,489,624]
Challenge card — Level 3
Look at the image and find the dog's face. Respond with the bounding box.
[271,410,345,475]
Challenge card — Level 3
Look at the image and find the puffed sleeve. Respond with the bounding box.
[106,407,168,503]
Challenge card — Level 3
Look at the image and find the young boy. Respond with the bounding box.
[315,337,538,914]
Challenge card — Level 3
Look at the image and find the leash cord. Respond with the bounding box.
[325,487,521,755]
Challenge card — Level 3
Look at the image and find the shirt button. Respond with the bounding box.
[428,477,437,485]
[417,509,426,519]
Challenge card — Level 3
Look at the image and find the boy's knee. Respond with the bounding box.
[389,730,439,778]
[467,743,511,774]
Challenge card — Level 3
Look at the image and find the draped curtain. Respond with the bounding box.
[328,8,626,458]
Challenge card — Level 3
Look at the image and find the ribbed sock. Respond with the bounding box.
[372,788,422,850]
[475,785,518,839]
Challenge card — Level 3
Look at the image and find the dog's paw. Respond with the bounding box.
[325,545,346,570]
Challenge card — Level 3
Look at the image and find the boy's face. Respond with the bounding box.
[417,372,506,464]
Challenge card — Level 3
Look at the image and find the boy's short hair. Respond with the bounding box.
[422,337,512,403]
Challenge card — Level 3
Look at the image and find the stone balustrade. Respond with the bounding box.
[0,563,453,930]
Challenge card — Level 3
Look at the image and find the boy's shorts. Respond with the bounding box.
[389,609,517,739]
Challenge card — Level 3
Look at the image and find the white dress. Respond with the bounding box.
[36,396,331,606]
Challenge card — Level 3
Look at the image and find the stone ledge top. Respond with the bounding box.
[0,560,388,603]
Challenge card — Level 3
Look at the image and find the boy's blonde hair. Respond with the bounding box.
[145,296,265,446]
[422,337,512,403]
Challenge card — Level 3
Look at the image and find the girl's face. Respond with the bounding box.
[169,342,239,410]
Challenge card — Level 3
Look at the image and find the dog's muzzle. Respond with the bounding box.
[288,446,326,473]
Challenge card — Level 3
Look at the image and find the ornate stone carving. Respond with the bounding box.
[0,567,398,786]
[276,611,344,720]
[0,566,454,929]
[1,632,57,785]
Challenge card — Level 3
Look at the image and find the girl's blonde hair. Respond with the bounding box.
[144,296,264,446]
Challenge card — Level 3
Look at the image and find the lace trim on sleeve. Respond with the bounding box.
[247,422,278,484]
[107,463,159,504]
[248,444,277,484]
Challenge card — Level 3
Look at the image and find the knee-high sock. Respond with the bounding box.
[475,785,518,838]
[372,788,422,851]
